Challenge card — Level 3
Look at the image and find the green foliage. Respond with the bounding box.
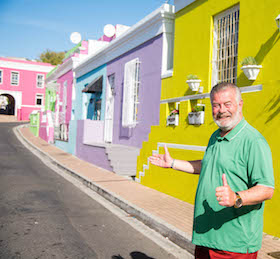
[241,56,258,66]
[187,74,199,80]
[192,105,204,112]
[39,49,65,65]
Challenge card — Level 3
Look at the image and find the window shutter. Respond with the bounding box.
[122,58,139,128]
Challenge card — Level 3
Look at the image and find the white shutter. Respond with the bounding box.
[122,58,139,128]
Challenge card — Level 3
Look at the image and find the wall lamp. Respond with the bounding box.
[276,14,280,31]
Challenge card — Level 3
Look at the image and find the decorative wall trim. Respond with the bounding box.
[160,84,263,104]
[135,142,206,183]
[157,142,206,151]
[239,84,263,93]
[0,60,53,73]
[74,4,175,78]
[21,104,41,108]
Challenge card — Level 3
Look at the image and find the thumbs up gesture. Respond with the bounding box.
[215,174,236,207]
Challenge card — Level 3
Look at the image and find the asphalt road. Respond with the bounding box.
[0,123,179,259]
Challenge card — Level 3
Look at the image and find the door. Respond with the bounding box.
[104,74,115,143]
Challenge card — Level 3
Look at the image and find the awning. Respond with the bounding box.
[82,75,103,93]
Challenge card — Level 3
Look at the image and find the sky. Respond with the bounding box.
[0,0,173,61]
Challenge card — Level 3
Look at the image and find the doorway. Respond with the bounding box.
[0,94,15,115]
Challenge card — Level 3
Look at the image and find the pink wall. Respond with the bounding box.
[56,69,73,124]
[0,57,54,120]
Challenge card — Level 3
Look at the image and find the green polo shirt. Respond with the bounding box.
[192,118,274,253]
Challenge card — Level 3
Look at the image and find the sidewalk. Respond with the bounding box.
[0,114,18,122]
[15,124,280,259]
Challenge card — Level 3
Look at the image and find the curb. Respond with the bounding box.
[14,124,195,257]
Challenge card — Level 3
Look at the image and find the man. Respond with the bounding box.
[149,82,274,258]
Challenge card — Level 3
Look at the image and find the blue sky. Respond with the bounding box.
[0,0,173,60]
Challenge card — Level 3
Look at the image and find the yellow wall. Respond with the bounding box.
[137,0,280,237]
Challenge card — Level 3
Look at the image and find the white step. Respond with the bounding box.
[105,144,140,177]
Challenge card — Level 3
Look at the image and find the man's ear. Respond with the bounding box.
[239,99,243,112]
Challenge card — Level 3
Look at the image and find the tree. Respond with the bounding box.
[38,49,65,65]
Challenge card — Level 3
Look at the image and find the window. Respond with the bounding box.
[36,94,43,106]
[122,58,140,128]
[11,71,19,86]
[37,74,44,88]
[212,5,240,86]
[0,70,3,84]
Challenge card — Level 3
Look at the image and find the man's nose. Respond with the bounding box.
[219,104,227,113]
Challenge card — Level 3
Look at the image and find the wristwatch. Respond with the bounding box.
[234,192,243,208]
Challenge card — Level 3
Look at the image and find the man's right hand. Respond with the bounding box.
[148,145,173,168]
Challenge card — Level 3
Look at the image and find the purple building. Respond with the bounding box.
[73,4,175,177]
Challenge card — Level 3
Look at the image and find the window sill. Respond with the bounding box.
[161,70,173,79]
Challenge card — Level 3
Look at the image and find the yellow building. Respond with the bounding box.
[136,0,280,237]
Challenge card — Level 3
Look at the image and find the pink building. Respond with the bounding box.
[0,57,54,120]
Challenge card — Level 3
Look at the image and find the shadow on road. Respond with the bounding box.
[112,251,155,259]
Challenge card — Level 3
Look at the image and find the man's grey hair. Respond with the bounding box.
[210,82,242,103]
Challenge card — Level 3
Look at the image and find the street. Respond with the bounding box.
[0,122,178,259]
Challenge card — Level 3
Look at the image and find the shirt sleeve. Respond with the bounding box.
[247,138,274,188]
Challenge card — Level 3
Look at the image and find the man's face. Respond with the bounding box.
[211,88,243,132]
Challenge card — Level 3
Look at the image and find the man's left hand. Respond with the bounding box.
[215,174,236,207]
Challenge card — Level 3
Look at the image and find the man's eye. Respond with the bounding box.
[225,103,232,108]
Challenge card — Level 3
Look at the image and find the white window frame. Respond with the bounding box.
[122,58,140,128]
[35,94,44,106]
[62,80,67,123]
[212,5,240,87]
[36,74,44,88]
[0,70,3,84]
[11,71,19,86]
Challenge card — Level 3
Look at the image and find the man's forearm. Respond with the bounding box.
[238,185,274,206]
[171,159,201,174]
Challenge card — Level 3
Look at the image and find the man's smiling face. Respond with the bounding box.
[211,88,243,133]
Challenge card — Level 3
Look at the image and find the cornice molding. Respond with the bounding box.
[0,60,54,73]
[45,57,80,83]
[74,4,175,78]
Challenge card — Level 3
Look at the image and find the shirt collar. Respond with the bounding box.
[216,118,247,142]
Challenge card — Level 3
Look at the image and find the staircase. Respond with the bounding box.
[105,144,140,177]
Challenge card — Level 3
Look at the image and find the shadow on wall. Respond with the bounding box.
[264,93,280,124]
[238,29,280,86]
[112,251,155,259]
[250,91,280,125]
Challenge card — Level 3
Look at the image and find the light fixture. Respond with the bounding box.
[276,14,280,31]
